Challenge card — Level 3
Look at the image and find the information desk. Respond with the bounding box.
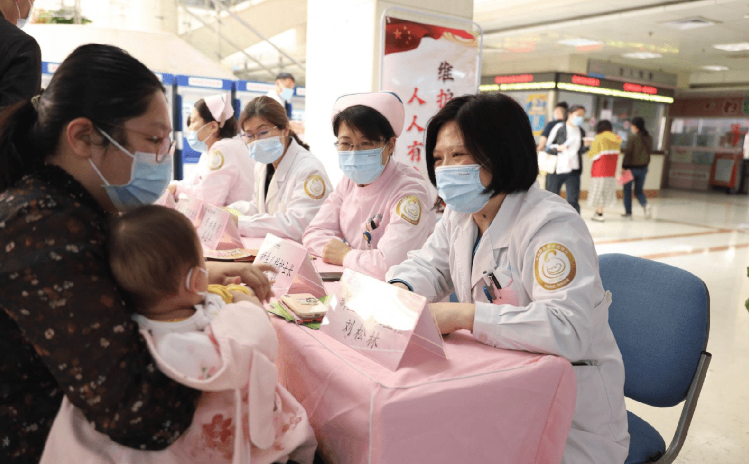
[271,318,576,464]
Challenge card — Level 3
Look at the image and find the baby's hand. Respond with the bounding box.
[229,290,262,307]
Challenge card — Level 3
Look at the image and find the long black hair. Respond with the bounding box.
[0,44,164,191]
[631,116,650,137]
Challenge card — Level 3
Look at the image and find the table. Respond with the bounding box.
[271,318,577,464]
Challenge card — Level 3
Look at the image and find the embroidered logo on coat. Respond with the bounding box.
[304,174,326,199]
[209,151,225,170]
[395,195,422,225]
[534,243,577,290]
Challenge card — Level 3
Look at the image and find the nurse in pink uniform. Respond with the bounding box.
[168,94,255,206]
[302,92,436,280]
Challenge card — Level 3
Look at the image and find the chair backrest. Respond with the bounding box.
[598,253,709,407]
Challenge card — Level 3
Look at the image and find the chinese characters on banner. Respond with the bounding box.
[381,16,480,199]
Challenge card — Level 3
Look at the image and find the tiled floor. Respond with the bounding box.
[581,188,749,463]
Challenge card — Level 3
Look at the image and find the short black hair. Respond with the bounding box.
[425,92,538,195]
[110,205,202,311]
[276,72,295,82]
[569,104,586,114]
[332,105,396,142]
[555,101,568,110]
[596,119,613,134]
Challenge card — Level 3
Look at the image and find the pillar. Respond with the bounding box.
[305,0,473,186]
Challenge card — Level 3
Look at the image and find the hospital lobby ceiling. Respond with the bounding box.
[178,0,749,88]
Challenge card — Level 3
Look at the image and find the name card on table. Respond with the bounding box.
[320,269,446,371]
[175,195,204,225]
[255,233,326,298]
[174,196,254,261]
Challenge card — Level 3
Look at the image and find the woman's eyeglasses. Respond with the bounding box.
[100,126,175,163]
[241,126,278,144]
[333,139,385,151]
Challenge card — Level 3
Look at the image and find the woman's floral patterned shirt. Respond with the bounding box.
[0,165,201,462]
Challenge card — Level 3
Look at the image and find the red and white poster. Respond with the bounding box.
[381,14,481,197]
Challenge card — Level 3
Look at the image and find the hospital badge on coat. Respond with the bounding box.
[304,174,326,199]
[534,243,577,290]
[209,151,225,170]
[396,195,422,225]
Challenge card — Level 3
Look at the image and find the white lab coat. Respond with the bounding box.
[174,137,256,207]
[386,184,630,464]
[232,139,331,242]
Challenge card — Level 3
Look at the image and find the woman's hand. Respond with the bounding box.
[322,239,352,265]
[428,302,475,335]
[206,262,276,303]
[166,184,177,196]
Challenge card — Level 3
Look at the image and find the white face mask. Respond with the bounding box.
[185,266,209,292]
[16,0,32,28]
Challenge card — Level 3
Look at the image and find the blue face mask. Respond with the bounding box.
[92,129,173,211]
[338,148,387,185]
[280,87,294,101]
[249,136,285,164]
[435,164,493,214]
[185,123,210,153]
[572,115,584,127]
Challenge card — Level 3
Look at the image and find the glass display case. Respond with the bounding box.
[668,117,748,191]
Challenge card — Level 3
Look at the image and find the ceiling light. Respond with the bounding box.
[558,38,603,47]
[713,42,749,51]
[622,52,663,59]
[660,17,717,30]
[700,65,729,71]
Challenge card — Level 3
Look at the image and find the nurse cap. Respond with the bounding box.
[204,94,235,128]
[332,91,405,137]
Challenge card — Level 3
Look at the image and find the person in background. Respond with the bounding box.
[544,104,590,214]
[0,44,273,462]
[266,72,296,118]
[229,96,331,242]
[302,91,436,280]
[621,116,653,219]
[536,101,568,152]
[42,206,315,464]
[386,93,629,464]
[168,94,255,207]
[0,0,41,108]
[587,120,621,222]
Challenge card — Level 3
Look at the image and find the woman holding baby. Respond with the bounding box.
[0,44,285,462]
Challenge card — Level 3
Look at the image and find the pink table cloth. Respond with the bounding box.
[271,318,576,464]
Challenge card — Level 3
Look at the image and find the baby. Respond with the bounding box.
[41,205,316,464]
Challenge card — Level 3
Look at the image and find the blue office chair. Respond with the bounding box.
[598,253,711,464]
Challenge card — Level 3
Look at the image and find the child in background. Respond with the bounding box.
[587,120,621,222]
[41,205,316,464]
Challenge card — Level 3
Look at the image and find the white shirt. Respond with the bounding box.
[547,123,582,174]
[386,184,630,464]
[231,139,331,242]
[131,293,225,379]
